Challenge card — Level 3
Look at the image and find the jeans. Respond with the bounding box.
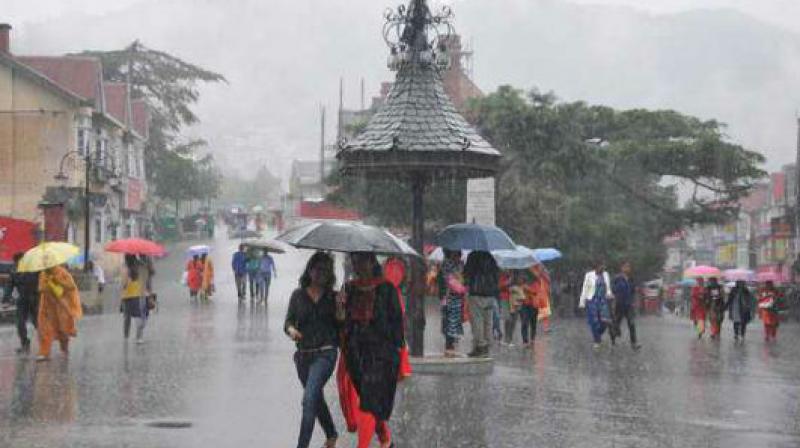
[468,295,494,350]
[234,274,247,298]
[613,304,637,344]
[16,296,38,348]
[519,305,538,343]
[491,298,502,338]
[248,272,260,298]
[259,275,272,300]
[294,348,338,448]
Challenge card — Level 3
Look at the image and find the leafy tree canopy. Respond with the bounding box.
[330,85,766,278]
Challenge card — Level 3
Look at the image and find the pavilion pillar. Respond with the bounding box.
[408,176,426,356]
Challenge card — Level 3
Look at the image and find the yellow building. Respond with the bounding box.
[0,24,149,256]
[0,30,88,231]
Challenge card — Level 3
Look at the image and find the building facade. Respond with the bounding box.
[0,24,150,260]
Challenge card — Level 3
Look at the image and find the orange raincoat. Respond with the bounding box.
[37,266,82,357]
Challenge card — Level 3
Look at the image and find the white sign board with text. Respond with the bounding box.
[466,177,496,226]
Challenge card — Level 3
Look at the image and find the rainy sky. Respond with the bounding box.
[6,0,800,181]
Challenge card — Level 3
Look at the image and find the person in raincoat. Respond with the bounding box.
[689,278,706,338]
[200,253,215,301]
[284,252,340,448]
[438,250,465,357]
[339,252,404,448]
[36,265,82,361]
[186,255,204,301]
[704,277,726,340]
[579,261,614,349]
[726,280,753,342]
[758,280,782,342]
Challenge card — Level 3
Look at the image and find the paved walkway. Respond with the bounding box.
[1,230,799,447]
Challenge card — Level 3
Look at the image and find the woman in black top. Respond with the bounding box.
[284,252,339,448]
[341,252,404,448]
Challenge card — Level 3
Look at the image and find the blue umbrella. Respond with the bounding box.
[678,278,697,287]
[531,248,562,262]
[492,247,540,270]
[435,224,516,252]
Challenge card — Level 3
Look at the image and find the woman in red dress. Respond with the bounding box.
[186,255,204,301]
[758,280,782,342]
[689,278,706,339]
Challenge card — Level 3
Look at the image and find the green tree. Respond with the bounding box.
[329,85,766,279]
[78,42,226,186]
[467,86,766,278]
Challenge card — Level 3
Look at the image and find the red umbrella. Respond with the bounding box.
[105,238,166,257]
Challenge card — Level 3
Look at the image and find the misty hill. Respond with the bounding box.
[12,0,800,177]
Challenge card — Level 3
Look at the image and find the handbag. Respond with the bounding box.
[146,293,157,310]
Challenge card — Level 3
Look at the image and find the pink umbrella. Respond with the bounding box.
[106,238,166,257]
[756,271,780,283]
[723,268,755,282]
[684,265,721,278]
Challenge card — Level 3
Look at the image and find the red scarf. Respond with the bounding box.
[347,277,385,322]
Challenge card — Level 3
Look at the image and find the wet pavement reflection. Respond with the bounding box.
[0,234,799,447]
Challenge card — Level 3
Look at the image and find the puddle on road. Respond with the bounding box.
[145,420,193,429]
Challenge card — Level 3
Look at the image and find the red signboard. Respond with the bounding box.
[126,179,143,211]
[0,216,39,261]
[41,205,66,242]
[298,201,361,221]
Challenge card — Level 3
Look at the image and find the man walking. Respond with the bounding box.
[10,253,39,354]
[463,251,500,358]
[258,251,277,304]
[611,261,640,350]
[231,245,248,300]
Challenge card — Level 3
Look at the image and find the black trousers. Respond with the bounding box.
[613,304,637,344]
[16,296,38,347]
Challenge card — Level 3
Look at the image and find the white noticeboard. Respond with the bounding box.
[465,177,496,226]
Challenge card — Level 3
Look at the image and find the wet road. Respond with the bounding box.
[1,231,799,447]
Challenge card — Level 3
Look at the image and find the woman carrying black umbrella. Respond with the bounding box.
[340,252,404,448]
[284,252,340,448]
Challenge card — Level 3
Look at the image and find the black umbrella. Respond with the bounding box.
[276,221,419,257]
[435,223,516,252]
[241,238,287,254]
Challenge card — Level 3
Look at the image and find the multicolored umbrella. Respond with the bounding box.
[683,265,721,279]
[756,271,780,283]
[18,242,81,273]
[723,268,755,282]
[186,245,211,257]
[106,238,166,257]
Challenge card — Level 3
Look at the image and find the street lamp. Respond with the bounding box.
[54,149,95,272]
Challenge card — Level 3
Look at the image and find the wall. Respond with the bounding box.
[0,63,77,222]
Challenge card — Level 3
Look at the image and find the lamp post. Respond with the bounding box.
[54,149,94,272]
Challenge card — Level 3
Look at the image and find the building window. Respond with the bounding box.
[77,129,87,156]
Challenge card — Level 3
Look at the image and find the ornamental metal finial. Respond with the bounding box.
[384,0,454,71]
